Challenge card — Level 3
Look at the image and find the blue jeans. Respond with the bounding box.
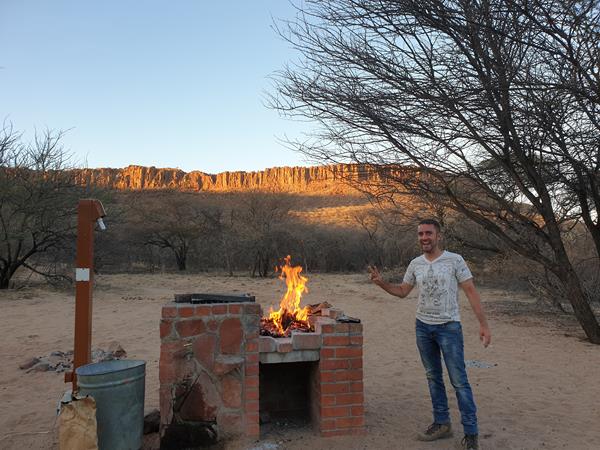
[415,319,478,435]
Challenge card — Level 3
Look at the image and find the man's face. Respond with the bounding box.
[417,223,441,254]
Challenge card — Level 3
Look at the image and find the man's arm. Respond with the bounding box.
[368,265,414,298]
[459,278,491,347]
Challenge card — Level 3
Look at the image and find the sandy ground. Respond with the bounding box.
[1,272,599,450]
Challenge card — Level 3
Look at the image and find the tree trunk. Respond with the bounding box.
[175,252,187,271]
[222,239,233,277]
[557,267,600,344]
[0,264,17,289]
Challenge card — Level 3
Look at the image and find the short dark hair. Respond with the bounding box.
[418,218,441,232]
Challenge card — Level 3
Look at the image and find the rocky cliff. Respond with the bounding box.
[72,163,392,193]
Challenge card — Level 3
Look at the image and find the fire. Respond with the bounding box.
[261,255,312,337]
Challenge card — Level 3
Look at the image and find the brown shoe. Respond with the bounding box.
[461,434,479,449]
[416,422,453,441]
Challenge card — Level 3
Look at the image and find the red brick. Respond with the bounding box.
[320,348,335,358]
[192,334,217,370]
[228,304,243,314]
[335,393,364,405]
[195,305,212,316]
[162,306,178,318]
[245,375,259,388]
[245,413,260,433]
[320,323,335,334]
[334,323,350,333]
[246,388,259,401]
[220,318,243,354]
[335,347,362,358]
[319,371,339,383]
[321,395,336,406]
[206,319,218,332]
[179,306,194,318]
[245,364,259,376]
[221,374,242,408]
[321,383,350,394]
[320,418,336,430]
[321,406,351,418]
[246,353,259,364]
[245,340,259,352]
[323,336,350,346]
[343,369,363,381]
[336,416,364,428]
[245,400,259,413]
[245,423,260,437]
[349,323,363,333]
[321,359,349,370]
[212,304,227,315]
[351,406,365,416]
[160,319,173,339]
[176,319,206,338]
[244,303,261,315]
[322,370,362,382]
[349,358,363,369]
[350,335,363,346]
[350,381,363,392]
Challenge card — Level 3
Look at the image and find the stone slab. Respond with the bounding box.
[259,350,320,364]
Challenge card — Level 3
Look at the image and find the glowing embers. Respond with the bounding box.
[260,256,313,338]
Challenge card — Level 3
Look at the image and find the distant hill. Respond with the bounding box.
[72,163,399,194]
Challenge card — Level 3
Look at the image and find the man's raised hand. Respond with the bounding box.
[368,265,383,285]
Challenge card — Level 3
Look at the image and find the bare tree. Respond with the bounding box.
[237,193,293,277]
[270,0,600,342]
[134,193,217,271]
[0,125,80,288]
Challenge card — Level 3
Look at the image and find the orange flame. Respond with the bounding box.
[266,255,310,336]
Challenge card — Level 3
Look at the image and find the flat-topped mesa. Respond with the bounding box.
[71,163,396,193]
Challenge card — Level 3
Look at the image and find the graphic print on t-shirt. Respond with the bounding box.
[418,264,449,316]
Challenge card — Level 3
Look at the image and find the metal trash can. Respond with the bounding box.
[76,360,146,450]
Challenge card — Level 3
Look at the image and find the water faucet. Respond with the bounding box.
[96,217,106,231]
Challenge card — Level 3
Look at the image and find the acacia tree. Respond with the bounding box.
[134,193,218,271]
[0,125,80,288]
[271,0,600,342]
[238,193,293,277]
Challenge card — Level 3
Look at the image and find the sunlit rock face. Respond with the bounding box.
[71,163,389,193]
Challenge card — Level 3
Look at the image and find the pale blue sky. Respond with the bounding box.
[0,1,312,173]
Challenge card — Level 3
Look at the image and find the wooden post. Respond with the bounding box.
[65,199,106,392]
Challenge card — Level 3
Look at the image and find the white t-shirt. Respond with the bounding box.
[403,251,473,325]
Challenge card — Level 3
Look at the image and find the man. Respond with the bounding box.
[369,219,491,450]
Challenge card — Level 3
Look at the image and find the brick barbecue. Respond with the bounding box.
[159,295,365,447]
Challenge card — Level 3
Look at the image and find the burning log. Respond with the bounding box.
[260,256,315,338]
[259,316,312,338]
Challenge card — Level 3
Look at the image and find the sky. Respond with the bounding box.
[0,1,314,173]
